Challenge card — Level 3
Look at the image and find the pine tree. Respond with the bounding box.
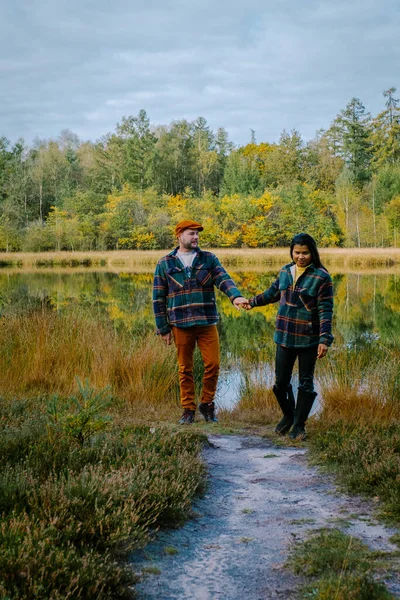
[332,98,373,187]
[116,110,157,191]
[371,87,400,169]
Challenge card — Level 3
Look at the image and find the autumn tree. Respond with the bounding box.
[303,131,344,191]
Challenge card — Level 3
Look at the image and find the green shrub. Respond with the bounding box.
[46,378,113,447]
[304,574,393,600]
[288,529,393,600]
[0,392,206,599]
[0,513,136,599]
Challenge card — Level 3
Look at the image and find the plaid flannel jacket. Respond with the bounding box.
[249,263,334,348]
[153,247,242,334]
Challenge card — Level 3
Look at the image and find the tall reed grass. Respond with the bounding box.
[0,309,179,417]
[227,366,280,424]
[317,344,400,424]
[0,247,399,272]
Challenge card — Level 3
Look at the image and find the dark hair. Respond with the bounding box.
[290,233,322,268]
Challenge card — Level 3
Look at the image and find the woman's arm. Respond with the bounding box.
[317,275,334,347]
[248,275,280,308]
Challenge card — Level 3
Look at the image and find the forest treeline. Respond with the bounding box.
[1,88,400,251]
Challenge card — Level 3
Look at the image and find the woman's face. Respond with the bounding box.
[292,244,312,267]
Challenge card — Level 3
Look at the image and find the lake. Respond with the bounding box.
[0,267,398,408]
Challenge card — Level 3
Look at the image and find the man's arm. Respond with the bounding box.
[210,255,244,302]
[152,261,171,335]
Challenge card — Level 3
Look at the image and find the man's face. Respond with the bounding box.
[178,228,200,250]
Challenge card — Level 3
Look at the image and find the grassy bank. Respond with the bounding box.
[0,247,399,272]
[0,310,208,598]
[308,342,400,525]
[0,394,206,599]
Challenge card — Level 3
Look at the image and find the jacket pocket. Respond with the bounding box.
[194,265,213,286]
[279,284,298,307]
[299,288,317,312]
[166,267,184,291]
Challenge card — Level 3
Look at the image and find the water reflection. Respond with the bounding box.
[217,364,324,412]
[0,270,398,408]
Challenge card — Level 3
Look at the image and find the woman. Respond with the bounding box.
[247,233,334,440]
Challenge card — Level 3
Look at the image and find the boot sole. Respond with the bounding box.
[274,426,291,435]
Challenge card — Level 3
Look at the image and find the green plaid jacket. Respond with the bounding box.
[249,263,334,348]
[153,247,242,334]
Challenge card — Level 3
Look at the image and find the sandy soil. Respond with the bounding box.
[131,434,399,600]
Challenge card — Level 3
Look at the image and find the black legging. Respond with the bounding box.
[274,344,318,394]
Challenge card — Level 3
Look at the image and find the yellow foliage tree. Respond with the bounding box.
[197,217,222,247]
[239,143,274,176]
[167,194,190,222]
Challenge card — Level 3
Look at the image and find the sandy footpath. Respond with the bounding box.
[131,434,399,600]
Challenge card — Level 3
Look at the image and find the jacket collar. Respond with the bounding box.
[169,246,202,258]
[286,261,316,272]
[287,261,315,284]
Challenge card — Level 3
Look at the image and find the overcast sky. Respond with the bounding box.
[1,0,399,147]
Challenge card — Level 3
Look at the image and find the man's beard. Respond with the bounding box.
[182,241,197,250]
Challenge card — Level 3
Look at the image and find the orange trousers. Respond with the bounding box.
[171,325,220,411]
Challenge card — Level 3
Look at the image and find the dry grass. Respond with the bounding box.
[317,388,400,425]
[0,248,399,274]
[209,247,400,271]
[227,369,281,425]
[307,345,400,523]
[0,310,178,415]
[1,307,398,430]
[317,347,400,425]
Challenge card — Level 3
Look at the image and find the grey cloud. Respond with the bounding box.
[0,0,399,145]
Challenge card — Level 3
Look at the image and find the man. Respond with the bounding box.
[153,220,248,424]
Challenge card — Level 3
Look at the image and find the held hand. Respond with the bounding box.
[161,332,172,346]
[243,298,253,310]
[317,343,328,359]
[233,297,251,311]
